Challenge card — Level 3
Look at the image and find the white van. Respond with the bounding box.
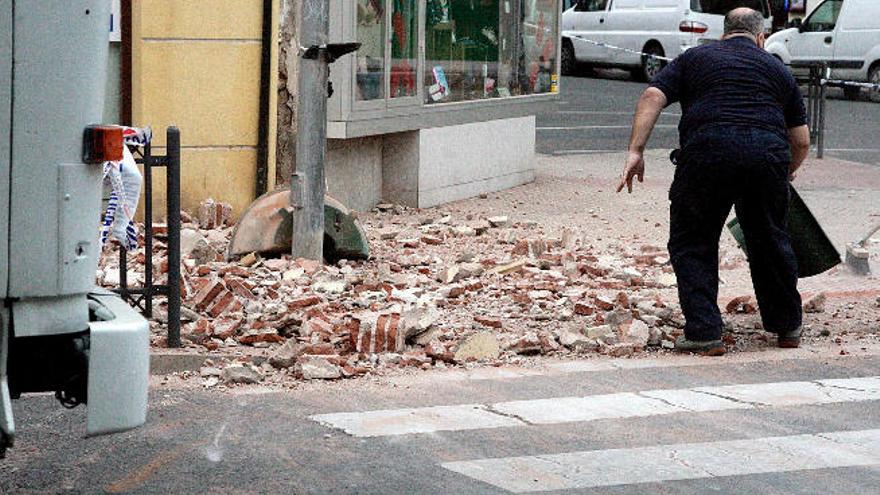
[561,0,772,81]
[765,0,880,101]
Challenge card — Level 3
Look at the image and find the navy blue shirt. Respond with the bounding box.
[650,36,807,149]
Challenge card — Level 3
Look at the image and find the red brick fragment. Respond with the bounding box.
[474,316,503,329]
[192,279,225,312]
[226,278,256,300]
[726,295,757,314]
[574,302,594,316]
[352,313,403,354]
[212,317,243,339]
[300,343,335,355]
[238,328,284,345]
[288,295,322,309]
[294,258,322,275]
[207,290,236,318]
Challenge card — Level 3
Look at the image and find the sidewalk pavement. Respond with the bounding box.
[146,150,879,379]
[532,150,879,302]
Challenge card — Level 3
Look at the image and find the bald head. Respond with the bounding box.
[724,7,764,38]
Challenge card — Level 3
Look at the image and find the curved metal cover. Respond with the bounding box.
[228,188,369,261]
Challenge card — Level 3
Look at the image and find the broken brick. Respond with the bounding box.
[288,295,322,310]
[192,279,226,312]
[574,302,595,316]
[474,316,503,329]
[207,290,237,318]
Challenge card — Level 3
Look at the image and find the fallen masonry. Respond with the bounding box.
[99,198,704,386]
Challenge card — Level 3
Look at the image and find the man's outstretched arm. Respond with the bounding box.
[617,87,668,193]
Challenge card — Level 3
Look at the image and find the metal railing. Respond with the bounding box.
[115,127,182,348]
[793,61,879,159]
[792,61,829,157]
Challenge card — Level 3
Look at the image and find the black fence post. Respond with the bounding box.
[143,140,154,318]
[166,127,182,348]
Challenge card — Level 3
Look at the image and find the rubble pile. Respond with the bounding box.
[99,198,697,385]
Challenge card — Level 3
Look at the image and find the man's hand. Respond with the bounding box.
[617,151,645,193]
[619,87,666,194]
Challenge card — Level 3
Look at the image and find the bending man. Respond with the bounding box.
[617,7,811,355]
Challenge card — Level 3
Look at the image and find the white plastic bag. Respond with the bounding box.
[101,142,143,251]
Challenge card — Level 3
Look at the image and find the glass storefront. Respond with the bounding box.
[391,0,419,99]
[356,0,386,101]
[353,0,559,108]
[424,0,559,104]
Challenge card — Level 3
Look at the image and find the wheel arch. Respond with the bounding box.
[642,39,665,55]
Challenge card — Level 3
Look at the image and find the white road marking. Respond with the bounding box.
[492,393,684,425]
[442,429,880,492]
[550,149,623,155]
[537,124,679,131]
[824,148,880,152]
[555,110,681,117]
[310,376,880,437]
[310,404,521,437]
[693,379,880,407]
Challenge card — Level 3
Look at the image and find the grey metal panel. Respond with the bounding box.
[0,3,12,298]
[12,294,89,337]
[9,0,109,297]
[58,163,102,294]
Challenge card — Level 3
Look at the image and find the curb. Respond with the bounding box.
[150,352,210,376]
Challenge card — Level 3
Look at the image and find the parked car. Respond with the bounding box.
[561,0,772,81]
[765,0,880,101]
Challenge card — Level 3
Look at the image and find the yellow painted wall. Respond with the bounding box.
[132,0,279,220]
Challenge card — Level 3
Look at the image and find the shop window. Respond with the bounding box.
[356,0,420,104]
[356,0,386,101]
[391,0,419,98]
[424,0,559,105]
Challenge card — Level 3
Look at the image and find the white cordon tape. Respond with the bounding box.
[567,34,674,62]
[567,36,879,91]
[822,79,880,91]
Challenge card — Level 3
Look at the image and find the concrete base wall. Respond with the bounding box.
[325,116,535,211]
[326,137,383,212]
[417,116,535,208]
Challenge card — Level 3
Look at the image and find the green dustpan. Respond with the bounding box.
[727,187,841,278]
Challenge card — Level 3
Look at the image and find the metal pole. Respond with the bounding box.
[166,127,182,348]
[143,142,154,318]
[817,65,828,159]
[291,0,330,261]
[811,66,820,143]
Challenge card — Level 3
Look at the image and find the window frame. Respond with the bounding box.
[801,0,842,33]
[328,0,562,139]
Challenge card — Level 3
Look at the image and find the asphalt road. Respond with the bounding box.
[539,70,880,168]
[3,346,880,494]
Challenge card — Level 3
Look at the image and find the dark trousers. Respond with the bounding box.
[668,127,802,341]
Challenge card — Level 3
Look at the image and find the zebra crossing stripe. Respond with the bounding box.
[309,376,880,437]
[442,429,880,493]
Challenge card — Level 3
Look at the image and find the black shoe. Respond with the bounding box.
[674,336,726,356]
[777,327,802,349]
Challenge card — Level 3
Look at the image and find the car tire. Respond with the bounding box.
[843,85,861,101]
[561,40,577,76]
[869,64,880,103]
[635,44,666,82]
